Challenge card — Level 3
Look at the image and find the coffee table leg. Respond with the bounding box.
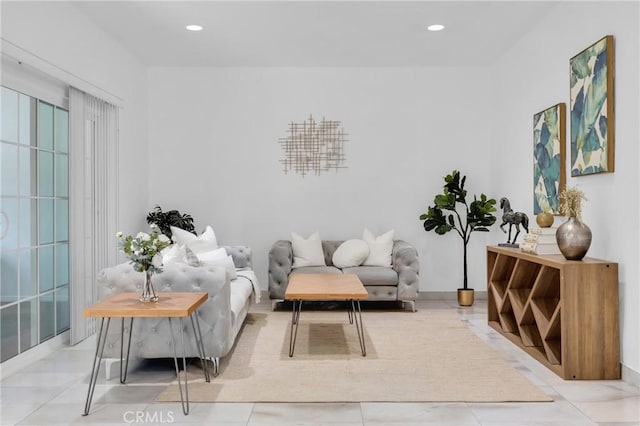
[351,300,366,357]
[347,301,354,324]
[169,317,190,415]
[82,317,111,416]
[190,313,210,382]
[120,318,134,384]
[289,299,302,357]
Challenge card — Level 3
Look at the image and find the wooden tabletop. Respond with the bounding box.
[84,292,208,318]
[487,246,616,266]
[285,274,368,300]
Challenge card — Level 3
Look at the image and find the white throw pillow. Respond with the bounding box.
[332,239,370,268]
[170,225,218,254]
[197,247,228,263]
[362,229,395,267]
[291,232,326,268]
[161,244,187,265]
[161,244,200,267]
[200,254,237,280]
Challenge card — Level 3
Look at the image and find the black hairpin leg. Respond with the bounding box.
[351,300,366,357]
[82,317,111,416]
[169,317,190,415]
[190,313,210,382]
[120,317,134,384]
[289,299,303,357]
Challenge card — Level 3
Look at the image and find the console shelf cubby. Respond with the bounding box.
[487,246,620,380]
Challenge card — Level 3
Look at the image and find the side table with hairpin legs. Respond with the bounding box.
[82,292,210,416]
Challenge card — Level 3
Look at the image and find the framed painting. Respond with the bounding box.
[569,35,614,176]
[534,103,566,214]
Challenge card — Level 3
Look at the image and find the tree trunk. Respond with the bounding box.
[462,242,468,289]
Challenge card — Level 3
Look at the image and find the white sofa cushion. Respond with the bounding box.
[161,244,200,266]
[162,243,187,265]
[332,239,370,268]
[197,247,227,262]
[362,229,395,267]
[199,251,238,280]
[291,231,326,268]
[171,225,218,254]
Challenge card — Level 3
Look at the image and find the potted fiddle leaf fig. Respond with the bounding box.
[419,170,497,306]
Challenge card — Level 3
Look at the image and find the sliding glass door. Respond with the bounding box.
[1,86,70,362]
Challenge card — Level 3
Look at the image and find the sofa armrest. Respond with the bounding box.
[96,262,232,359]
[224,245,252,269]
[392,240,420,301]
[268,240,293,299]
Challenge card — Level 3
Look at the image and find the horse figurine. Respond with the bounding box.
[499,197,529,245]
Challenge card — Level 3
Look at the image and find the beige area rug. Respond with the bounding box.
[156,309,552,403]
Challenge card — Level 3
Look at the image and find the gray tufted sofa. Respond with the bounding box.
[97,245,253,376]
[268,240,419,311]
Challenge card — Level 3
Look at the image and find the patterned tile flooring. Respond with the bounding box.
[1,298,638,425]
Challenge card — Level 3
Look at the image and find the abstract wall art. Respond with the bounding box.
[278,115,347,177]
[533,103,565,214]
[569,35,615,176]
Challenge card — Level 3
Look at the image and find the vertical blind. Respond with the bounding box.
[69,87,119,344]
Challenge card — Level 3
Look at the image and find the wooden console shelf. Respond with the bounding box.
[487,246,620,380]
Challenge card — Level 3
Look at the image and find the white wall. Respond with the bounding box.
[1,1,149,235]
[491,1,640,376]
[148,67,496,293]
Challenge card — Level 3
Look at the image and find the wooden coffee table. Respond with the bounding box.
[82,292,209,416]
[285,273,368,357]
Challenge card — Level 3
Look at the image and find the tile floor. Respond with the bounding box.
[1,298,638,425]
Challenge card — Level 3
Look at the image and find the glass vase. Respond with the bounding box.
[140,269,159,302]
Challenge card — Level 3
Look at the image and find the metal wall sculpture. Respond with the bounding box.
[278,115,347,176]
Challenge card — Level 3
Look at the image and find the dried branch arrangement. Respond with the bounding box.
[560,186,587,220]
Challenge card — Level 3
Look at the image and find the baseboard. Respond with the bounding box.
[418,291,488,300]
[622,364,640,387]
[0,331,69,380]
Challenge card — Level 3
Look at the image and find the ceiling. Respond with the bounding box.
[70,1,558,67]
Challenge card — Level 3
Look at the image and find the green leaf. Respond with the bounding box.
[434,193,456,210]
[146,205,196,239]
[435,224,453,234]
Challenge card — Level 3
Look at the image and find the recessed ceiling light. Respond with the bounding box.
[427,24,445,32]
[186,25,203,32]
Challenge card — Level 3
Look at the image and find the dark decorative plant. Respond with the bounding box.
[146,205,196,240]
[419,170,497,290]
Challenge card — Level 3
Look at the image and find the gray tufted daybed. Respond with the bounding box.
[268,240,419,311]
[97,245,255,376]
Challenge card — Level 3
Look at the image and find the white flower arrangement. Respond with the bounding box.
[116,224,171,273]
